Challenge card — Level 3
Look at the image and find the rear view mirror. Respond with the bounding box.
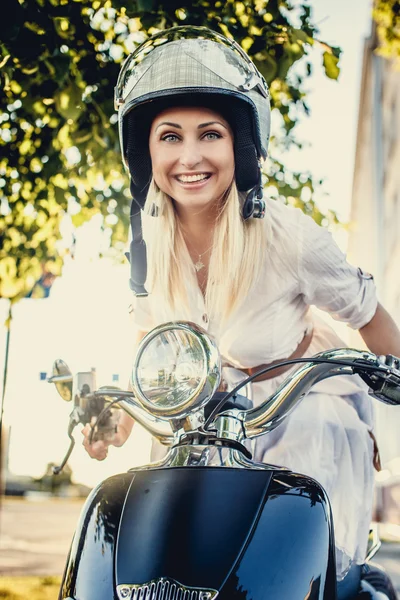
[49,359,73,402]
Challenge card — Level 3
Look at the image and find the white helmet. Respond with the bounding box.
[115,26,271,295]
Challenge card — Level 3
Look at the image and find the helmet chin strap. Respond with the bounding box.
[126,206,148,297]
[242,167,265,220]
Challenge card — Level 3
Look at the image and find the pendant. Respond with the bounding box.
[194,259,205,272]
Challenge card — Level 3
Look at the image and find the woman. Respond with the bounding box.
[83,26,400,595]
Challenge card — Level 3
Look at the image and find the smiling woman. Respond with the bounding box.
[144,105,263,311]
[149,107,234,210]
[141,102,268,321]
[80,25,400,595]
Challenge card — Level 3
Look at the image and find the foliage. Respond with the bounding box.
[373,0,400,65]
[0,0,342,301]
[0,576,61,600]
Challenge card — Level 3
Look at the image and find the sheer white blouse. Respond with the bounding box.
[132,198,377,360]
[131,198,378,580]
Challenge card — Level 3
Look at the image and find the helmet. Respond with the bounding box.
[116,26,271,215]
[115,26,271,295]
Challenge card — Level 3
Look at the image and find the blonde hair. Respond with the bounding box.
[142,178,267,324]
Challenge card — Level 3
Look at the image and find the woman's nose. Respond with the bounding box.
[179,141,202,169]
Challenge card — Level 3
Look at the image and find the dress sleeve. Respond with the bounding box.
[298,212,378,330]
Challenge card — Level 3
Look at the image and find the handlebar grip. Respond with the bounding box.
[377,380,400,404]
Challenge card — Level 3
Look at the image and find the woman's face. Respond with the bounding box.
[149,106,234,215]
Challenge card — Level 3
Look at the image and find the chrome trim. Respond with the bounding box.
[48,374,73,384]
[213,411,246,444]
[131,321,221,419]
[93,389,175,445]
[240,348,381,439]
[130,444,278,471]
[117,577,218,600]
[366,523,382,562]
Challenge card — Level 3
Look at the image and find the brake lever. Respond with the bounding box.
[357,355,400,405]
[53,406,83,475]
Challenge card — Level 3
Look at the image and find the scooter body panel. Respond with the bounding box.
[59,466,337,600]
[59,472,135,600]
[220,471,337,600]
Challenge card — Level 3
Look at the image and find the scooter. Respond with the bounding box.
[49,321,400,600]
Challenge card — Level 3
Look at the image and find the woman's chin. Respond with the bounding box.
[172,187,220,208]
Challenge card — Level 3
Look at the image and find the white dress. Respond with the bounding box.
[131,198,378,580]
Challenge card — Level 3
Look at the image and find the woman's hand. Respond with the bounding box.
[82,331,145,460]
[81,413,134,461]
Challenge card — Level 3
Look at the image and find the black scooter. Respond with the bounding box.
[49,321,400,600]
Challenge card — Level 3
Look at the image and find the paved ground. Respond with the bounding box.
[0,497,83,576]
[1,497,400,593]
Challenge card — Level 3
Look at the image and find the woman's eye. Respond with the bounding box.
[203,132,221,141]
[161,133,180,142]
[160,132,222,142]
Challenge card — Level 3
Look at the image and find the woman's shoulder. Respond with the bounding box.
[264,198,312,244]
[265,198,310,227]
[265,198,326,247]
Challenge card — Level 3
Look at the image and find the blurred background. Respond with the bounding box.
[1,0,400,595]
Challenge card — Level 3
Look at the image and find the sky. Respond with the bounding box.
[1,0,374,488]
[284,0,372,222]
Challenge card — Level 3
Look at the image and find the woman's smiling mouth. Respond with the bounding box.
[174,173,213,188]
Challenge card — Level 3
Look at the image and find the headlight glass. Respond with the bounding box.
[135,328,206,411]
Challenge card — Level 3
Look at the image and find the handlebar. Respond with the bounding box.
[240,349,400,439]
[84,350,400,444]
[51,348,400,472]
[90,389,174,445]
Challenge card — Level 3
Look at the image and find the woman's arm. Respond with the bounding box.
[359,302,400,356]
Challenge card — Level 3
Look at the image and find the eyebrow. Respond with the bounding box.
[155,120,228,131]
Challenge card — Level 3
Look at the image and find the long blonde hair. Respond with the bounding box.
[142,178,267,324]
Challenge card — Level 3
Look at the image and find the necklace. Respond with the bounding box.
[188,242,213,272]
[178,222,214,272]
[194,250,209,272]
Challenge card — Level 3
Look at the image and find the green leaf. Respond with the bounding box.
[55,82,84,121]
[292,28,312,45]
[0,0,349,303]
[322,51,340,80]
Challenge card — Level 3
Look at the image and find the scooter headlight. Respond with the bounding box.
[131,322,221,418]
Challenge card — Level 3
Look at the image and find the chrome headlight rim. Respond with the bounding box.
[131,321,221,418]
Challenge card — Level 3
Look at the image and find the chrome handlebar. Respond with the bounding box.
[95,349,400,446]
[240,348,384,439]
[52,349,400,463]
[92,390,174,445]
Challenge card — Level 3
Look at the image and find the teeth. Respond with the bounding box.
[177,174,209,183]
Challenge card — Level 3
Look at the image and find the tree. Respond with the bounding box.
[0,0,342,301]
[373,0,400,64]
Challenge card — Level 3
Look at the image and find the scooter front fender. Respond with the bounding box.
[59,467,336,600]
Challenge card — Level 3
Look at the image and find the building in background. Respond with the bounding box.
[349,23,400,491]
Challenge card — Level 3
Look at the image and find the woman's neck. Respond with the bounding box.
[176,205,218,247]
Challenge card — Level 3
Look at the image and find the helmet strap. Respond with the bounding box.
[242,167,265,220]
[125,204,148,297]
